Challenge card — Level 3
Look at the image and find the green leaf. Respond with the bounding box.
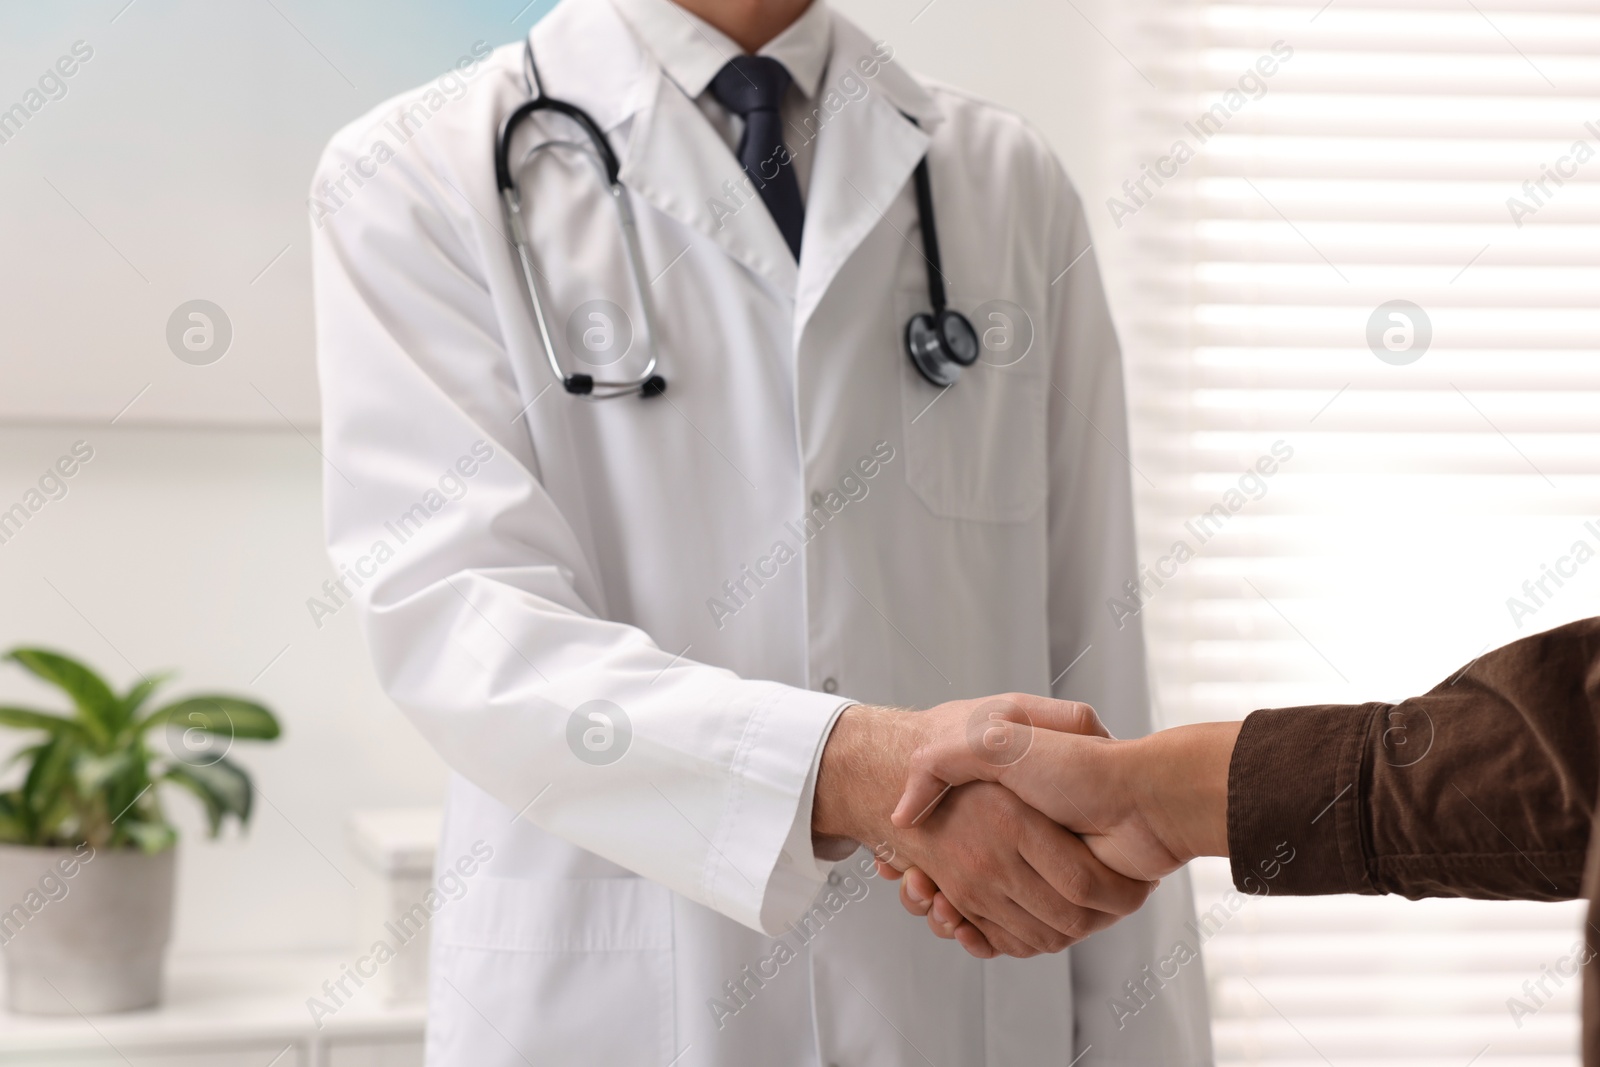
[0,706,88,740]
[120,819,177,854]
[75,750,141,798]
[5,742,45,774]
[23,737,77,842]
[3,747,43,840]
[163,758,252,836]
[122,672,172,718]
[0,793,31,845]
[4,649,119,741]
[24,738,71,813]
[163,767,222,835]
[139,696,281,743]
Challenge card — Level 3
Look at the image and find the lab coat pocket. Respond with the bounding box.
[898,298,1048,523]
[429,876,675,1066]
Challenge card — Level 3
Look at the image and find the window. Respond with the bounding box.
[1104,1,1600,1062]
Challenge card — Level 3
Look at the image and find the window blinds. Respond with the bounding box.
[1103,0,1600,1062]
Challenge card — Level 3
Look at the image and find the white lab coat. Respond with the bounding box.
[313,1,1213,1063]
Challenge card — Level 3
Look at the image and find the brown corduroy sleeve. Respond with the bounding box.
[1228,616,1600,901]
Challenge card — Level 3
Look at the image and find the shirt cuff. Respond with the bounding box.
[750,694,856,935]
[1228,702,1385,896]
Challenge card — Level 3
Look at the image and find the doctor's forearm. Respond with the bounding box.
[812,704,918,849]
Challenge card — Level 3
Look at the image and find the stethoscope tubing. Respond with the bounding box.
[499,39,977,399]
[499,107,663,398]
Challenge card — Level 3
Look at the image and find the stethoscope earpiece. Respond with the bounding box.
[562,372,665,399]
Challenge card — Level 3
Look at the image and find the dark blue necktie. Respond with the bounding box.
[709,55,804,259]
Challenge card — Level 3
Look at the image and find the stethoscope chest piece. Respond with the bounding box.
[906,308,979,388]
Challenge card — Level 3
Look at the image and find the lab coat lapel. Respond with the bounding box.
[620,66,801,297]
[526,0,654,133]
[794,20,941,341]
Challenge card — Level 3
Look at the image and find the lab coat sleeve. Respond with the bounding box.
[1040,163,1215,1062]
[309,118,850,936]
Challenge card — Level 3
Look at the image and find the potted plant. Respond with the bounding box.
[0,648,281,1014]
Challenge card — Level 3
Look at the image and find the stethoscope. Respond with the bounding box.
[495,41,981,400]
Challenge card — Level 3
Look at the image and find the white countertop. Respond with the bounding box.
[0,950,424,1054]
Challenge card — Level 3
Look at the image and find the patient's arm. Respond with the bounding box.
[895,616,1600,955]
[1223,615,1598,901]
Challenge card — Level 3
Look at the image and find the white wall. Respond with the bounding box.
[0,425,447,955]
[832,0,1124,213]
[1,0,555,426]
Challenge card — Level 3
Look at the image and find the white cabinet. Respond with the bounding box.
[2,1046,307,1067]
[0,954,423,1067]
[326,1039,427,1067]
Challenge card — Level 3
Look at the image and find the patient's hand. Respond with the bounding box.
[886,706,1240,957]
[892,699,1189,882]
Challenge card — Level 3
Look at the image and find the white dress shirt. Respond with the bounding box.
[609,0,830,201]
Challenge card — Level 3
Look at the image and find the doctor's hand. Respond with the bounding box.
[880,712,1241,957]
[892,700,1190,883]
[812,696,1159,959]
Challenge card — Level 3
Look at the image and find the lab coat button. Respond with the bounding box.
[810,490,825,507]
[822,677,839,693]
[827,871,841,886]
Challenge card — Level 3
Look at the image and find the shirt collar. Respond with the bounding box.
[608,0,832,102]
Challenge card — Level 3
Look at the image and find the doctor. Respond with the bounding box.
[313,0,1212,1063]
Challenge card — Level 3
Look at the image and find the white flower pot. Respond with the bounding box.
[0,843,175,1014]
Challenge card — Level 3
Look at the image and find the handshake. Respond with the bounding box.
[811,695,1241,959]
